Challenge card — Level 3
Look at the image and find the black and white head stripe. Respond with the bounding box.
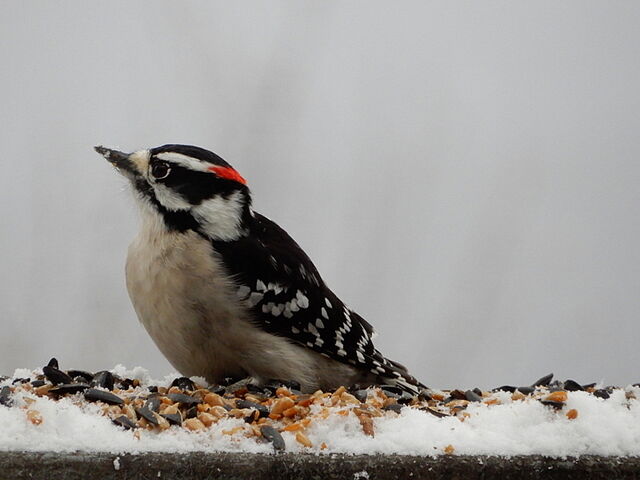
[127,145,252,240]
[149,144,235,171]
[212,212,424,393]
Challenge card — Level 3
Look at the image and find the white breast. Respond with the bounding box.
[125,206,249,380]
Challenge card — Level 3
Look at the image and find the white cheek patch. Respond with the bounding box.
[152,183,192,211]
[191,191,246,241]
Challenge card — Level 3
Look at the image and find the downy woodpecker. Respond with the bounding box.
[96,144,424,393]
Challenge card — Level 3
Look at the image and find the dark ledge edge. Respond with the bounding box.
[1,451,638,480]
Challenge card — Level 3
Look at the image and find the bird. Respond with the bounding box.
[96,144,424,394]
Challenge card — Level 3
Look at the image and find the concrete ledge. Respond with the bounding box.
[1,452,638,480]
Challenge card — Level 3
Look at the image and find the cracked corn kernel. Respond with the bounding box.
[545,391,568,403]
[332,386,347,397]
[295,432,312,448]
[204,393,224,407]
[356,413,374,437]
[222,426,244,435]
[275,387,292,398]
[271,397,295,416]
[198,412,217,427]
[184,418,205,431]
[26,409,43,425]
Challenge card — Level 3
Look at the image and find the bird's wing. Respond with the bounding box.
[210,212,422,392]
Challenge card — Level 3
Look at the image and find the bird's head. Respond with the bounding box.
[96,144,252,241]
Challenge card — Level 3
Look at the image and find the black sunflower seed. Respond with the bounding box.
[135,405,159,425]
[112,415,136,430]
[166,393,201,405]
[449,390,467,400]
[383,389,403,401]
[246,383,267,393]
[236,399,269,418]
[532,373,554,387]
[43,366,73,385]
[145,396,161,413]
[353,389,369,403]
[540,400,564,409]
[377,384,405,396]
[31,380,46,388]
[0,386,12,406]
[493,385,516,393]
[260,425,285,452]
[397,391,415,405]
[91,371,114,390]
[549,380,564,391]
[170,377,195,391]
[119,378,137,390]
[593,389,610,399]
[161,413,182,426]
[66,370,94,383]
[383,403,404,414]
[208,385,227,395]
[424,407,450,418]
[49,383,90,395]
[84,388,123,405]
[516,386,535,395]
[185,406,198,419]
[47,358,59,369]
[244,410,260,423]
[464,390,482,402]
[563,380,584,392]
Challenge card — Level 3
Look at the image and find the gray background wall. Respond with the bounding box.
[1,1,638,389]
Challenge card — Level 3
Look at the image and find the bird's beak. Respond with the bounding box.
[94,146,139,177]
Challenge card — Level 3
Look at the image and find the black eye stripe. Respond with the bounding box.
[147,159,249,207]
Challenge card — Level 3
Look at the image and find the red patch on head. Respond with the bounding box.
[208,166,247,185]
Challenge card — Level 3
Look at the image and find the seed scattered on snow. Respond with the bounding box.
[2,360,639,456]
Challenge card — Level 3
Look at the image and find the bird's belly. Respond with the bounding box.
[125,227,248,381]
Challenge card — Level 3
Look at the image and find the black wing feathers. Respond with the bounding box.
[210,213,421,391]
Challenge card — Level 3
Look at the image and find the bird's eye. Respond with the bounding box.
[150,161,171,180]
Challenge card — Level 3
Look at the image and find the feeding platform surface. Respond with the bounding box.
[1,360,639,479]
[2,452,640,480]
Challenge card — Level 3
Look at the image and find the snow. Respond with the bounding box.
[1,366,639,457]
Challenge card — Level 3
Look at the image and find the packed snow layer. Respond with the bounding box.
[1,366,639,457]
